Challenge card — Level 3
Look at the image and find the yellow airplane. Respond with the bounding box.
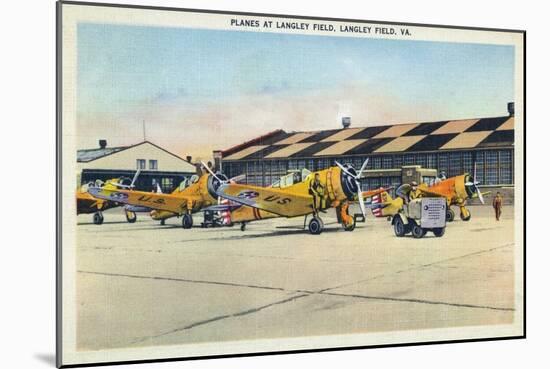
[76,171,140,225]
[215,159,388,235]
[87,163,231,228]
[370,170,487,222]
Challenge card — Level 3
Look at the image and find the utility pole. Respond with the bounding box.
[142,120,146,141]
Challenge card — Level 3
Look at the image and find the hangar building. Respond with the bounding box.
[216,105,515,194]
[77,140,196,192]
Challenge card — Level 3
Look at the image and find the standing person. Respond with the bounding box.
[493,192,503,221]
[309,173,326,216]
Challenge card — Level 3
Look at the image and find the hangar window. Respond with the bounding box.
[371,156,382,169]
[499,150,513,184]
[353,157,365,169]
[426,154,437,169]
[149,160,158,170]
[317,158,329,169]
[404,154,415,165]
[306,159,315,171]
[438,153,449,175]
[448,152,462,177]
[415,154,427,168]
[474,151,485,184]
[382,156,393,169]
[136,159,146,170]
[462,152,473,174]
[394,155,403,168]
[485,150,499,185]
[288,159,298,170]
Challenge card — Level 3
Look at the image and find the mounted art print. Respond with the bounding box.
[57,1,525,367]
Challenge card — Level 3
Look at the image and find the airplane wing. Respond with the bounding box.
[88,186,198,214]
[417,187,446,198]
[217,183,313,217]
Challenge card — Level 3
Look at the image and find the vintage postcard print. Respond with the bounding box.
[57,1,525,367]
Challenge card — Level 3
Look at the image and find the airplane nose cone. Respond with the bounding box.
[340,165,359,200]
[207,173,229,199]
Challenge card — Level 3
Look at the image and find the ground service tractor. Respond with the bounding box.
[392,197,447,238]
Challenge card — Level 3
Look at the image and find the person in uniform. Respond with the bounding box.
[493,191,503,221]
[309,173,326,216]
[408,181,422,202]
[434,170,447,184]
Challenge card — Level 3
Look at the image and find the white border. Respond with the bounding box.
[59,2,525,366]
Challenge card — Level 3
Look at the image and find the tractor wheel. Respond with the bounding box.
[125,211,137,223]
[308,217,324,235]
[446,208,455,222]
[433,227,445,237]
[460,209,471,221]
[93,212,104,225]
[412,224,426,239]
[393,216,406,237]
[182,214,193,229]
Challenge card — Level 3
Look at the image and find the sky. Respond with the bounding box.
[77,23,515,160]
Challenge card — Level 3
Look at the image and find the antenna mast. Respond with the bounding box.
[142,120,146,141]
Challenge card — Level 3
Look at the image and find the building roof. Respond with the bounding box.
[221,116,514,160]
[77,146,128,162]
[77,141,188,163]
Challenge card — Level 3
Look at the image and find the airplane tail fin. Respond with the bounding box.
[370,190,390,217]
[369,190,402,217]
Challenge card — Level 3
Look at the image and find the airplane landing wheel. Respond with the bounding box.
[308,217,324,235]
[240,223,246,232]
[125,211,137,223]
[93,212,104,225]
[160,219,166,226]
[412,224,426,239]
[446,208,455,222]
[460,209,471,221]
[343,217,356,232]
[182,214,193,229]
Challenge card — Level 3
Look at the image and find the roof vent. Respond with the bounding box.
[342,117,351,129]
[99,139,107,149]
[507,102,515,117]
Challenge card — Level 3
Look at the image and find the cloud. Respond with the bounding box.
[77,82,451,161]
[150,87,189,103]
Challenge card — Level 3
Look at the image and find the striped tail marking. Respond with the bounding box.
[372,191,383,217]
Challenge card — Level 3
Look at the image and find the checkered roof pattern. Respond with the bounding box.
[222,116,514,160]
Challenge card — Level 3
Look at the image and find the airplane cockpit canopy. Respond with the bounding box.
[178,174,200,192]
[272,168,312,188]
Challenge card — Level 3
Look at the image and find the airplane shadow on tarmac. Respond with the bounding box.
[84,223,346,241]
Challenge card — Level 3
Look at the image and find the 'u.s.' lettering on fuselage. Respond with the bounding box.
[138,195,166,205]
[264,195,292,205]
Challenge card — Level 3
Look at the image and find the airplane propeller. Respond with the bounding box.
[465,163,484,204]
[201,161,226,183]
[110,168,141,189]
[229,173,246,184]
[335,158,369,217]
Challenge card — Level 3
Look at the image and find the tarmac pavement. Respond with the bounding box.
[76,204,516,350]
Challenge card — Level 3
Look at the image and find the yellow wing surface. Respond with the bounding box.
[414,184,446,198]
[88,187,199,214]
[217,183,313,217]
